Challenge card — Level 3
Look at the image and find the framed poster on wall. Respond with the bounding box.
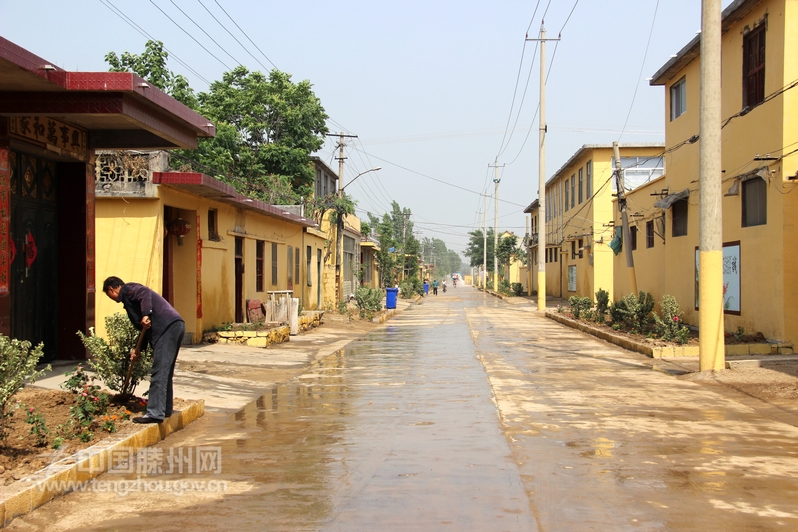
[568,265,576,292]
[695,242,741,314]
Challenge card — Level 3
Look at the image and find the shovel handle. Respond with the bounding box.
[122,328,146,395]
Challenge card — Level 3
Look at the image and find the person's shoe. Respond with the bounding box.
[133,416,163,424]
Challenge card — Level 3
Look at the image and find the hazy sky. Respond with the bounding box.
[1,0,734,257]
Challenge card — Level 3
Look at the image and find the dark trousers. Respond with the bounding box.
[148,320,185,419]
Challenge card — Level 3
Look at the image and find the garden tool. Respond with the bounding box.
[114,328,146,403]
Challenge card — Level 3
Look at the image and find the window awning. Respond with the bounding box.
[654,188,690,209]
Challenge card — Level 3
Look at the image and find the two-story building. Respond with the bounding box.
[615,0,798,346]
[528,143,664,300]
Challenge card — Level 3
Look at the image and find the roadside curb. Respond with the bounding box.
[0,399,204,527]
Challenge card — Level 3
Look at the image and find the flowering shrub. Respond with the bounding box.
[610,292,655,332]
[653,295,690,344]
[71,383,110,428]
[0,336,49,444]
[77,313,153,396]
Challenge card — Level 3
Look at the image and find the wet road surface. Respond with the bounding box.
[11,287,798,530]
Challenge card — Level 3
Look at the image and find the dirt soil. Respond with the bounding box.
[680,362,798,413]
[0,389,190,486]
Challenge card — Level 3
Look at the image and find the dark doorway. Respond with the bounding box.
[235,237,244,323]
[10,152,58,362]
[163,206,177,305]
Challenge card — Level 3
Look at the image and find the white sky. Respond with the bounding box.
[0,0,734,256]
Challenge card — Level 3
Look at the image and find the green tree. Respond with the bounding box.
[465,228,495,271]
[105,40,197,109]
[105,42,328,203]
[496,233,519,281]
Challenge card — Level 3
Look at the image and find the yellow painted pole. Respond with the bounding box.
[698,0,725,371]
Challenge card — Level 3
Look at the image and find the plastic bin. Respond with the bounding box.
[386,287,399,309]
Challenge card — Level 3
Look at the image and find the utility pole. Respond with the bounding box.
[613,141,638,295]
[527,24,559,311]
[328,132,358,303]
[489,159,504,291]
[483,194,488,289]
[699,0,724,371]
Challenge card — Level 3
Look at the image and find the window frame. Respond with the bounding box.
[670,76,687,121]
[207,208,221,242]
[256,241,264,292]
[743,23,766,108]
[586,161,592,198]
[742,177,767,227]
[578,168,584,204]
[271,243,278,285]
[630,225,638,251]
[564,180,569,211]
[646,221,654,248]
[671,199,688,238]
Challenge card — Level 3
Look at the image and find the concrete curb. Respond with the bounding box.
[546,311,792,359]
[0,399,205,527]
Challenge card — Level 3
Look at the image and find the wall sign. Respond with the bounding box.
[8,116,88,161]
[695,242,741,314]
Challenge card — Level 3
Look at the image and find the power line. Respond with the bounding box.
[99,0,213,86]
[197,0,272,72]
[213,0,278,70]
[168,0,244,68]
[149,0,233,71]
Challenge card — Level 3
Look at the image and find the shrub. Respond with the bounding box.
[355,287,383,313]
[610,292,655,332]
[595,288,610,316]
[653,294,690,343]
[568,296,592,319]
[400,277,424,298]
[498,279,514,296]
[511,283,524,296]
[77,313,154,396]
[0,336,48,444]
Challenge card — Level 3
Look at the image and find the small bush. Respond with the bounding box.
[511,283,524,296]
[498,279,515,296]
[653,295,690,343]
[0,336,48,444]
[399,279,416,298]
[77,313,154,396]
[595,288,610,316]
[610,292,655,332]
[568,296,592,319]
[355,287,383,313]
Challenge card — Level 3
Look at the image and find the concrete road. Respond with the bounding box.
[11,287,798,530]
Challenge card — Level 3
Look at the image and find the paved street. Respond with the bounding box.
[11,286,798,531]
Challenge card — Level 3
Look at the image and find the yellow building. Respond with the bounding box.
[528,144,664,301]
[95,151,323,342]
[615,0,798,345]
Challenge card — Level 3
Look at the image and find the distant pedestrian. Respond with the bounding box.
[433,279,439,296]
[103,276,185,424]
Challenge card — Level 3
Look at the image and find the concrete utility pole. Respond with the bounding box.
[489,159,504,291]
[483,194,488,289]
[329,131,358,303]
[527,24,560,311]
[613,142,638,295]
[699,0,724,371]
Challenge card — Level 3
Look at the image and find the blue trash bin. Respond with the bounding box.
[386,287,399,309]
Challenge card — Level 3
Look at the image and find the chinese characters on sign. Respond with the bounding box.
[695,243,741,313]
[8,116,87,161]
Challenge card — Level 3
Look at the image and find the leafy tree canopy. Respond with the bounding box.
[106,41,328,204]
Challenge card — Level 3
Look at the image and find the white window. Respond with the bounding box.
[670,77,686,121]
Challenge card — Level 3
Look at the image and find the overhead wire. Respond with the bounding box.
[212,0,279,70]
[168,0,244,68]
[149,0,233,71]
[99,0,213,86]
[197,0,273,72]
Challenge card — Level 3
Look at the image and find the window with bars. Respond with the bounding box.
[742,177,767,227]
[743,24,766,108]
[564,180,570,211]
[578,168,584,204]
[208,209,221,241]
[271,243,278,285]
[586,161,593,198]
[646,221,654,248]
[287,245,294,287]
[570,175,576,207]
[295,247,300,286]
[307,246,313,286]
[256,241,264,291]
[630,226,638,251]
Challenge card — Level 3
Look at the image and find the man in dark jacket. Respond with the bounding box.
[103,276,185,424]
